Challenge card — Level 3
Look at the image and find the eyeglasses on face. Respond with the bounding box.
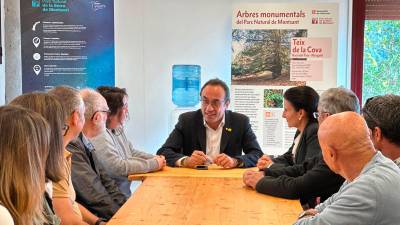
[313,111,329,119]
[90,109,111,120]
[200,98,225,108]
[62,124,69,136]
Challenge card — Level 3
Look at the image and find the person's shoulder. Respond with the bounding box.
[178,110,203,124]
[228,110,249,121]
[67,136,85,154]
[91,129,112,141]
[89,129,115,149]
[365,154,400,184]
[0,205,14,225]
[306,121,319,132]
[180,109,201,119]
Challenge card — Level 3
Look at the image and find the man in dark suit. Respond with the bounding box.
[157,78,263,168]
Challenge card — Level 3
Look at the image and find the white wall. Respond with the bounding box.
[114,0,351,154]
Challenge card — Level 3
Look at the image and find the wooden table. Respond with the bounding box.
[108,166,302,225]
[128,165,253,180]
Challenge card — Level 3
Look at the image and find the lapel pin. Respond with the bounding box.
[225,127,232,132]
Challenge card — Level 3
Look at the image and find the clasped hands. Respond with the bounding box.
[183,150,238,168]
[242,154,272,189]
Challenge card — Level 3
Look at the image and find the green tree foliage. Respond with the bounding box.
[363,20,400,102]
[264,89,283,108]
[232,29,307,78]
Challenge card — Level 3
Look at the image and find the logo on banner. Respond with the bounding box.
[33,65,42,75]
[32,0,40,7]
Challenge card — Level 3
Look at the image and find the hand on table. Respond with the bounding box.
[155,155,166,170]
[214,153,237,168]
[297,208,319,220]
[183,150,207,168]
[257,154,274,170]
[242,170,264,189]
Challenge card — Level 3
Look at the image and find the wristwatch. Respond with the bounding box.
[95,218,105,225]
[235,157,244,168]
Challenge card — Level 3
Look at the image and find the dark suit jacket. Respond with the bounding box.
[271,121,320,168]
[67,133,127,220]
[157,110,263,167]
[256,154,344,208]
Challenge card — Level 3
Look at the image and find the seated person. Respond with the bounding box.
[258,86,320,170]
[294,112,400,224]
[157,78,263,168]
[243,87,359,208]
[49,86,106,225]
[362,94,400,167]
[10,93,66,225]
[0,105,51,225]
[90,86,165,197]
[67,89,127,220]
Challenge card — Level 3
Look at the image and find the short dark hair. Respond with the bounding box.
[363,94,400,146]
[200,78,230,101]
[284,86,319,123]
[96,86,128,116]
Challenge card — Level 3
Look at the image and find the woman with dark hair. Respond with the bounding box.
[90,86,165,197]
[258,86,321,169]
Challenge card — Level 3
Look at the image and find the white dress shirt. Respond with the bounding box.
[204,115,225,161]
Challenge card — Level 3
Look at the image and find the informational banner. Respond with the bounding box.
[21,0,114,93]
[231,3,338,155]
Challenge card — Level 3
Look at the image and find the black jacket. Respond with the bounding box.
[157,110,264,167]
[67,133,127,220]
[271,121,320,168]
[256,154,344,207]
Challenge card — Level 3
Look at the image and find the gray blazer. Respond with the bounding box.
[67,133,127,220]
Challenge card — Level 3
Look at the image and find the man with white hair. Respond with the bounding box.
[67,89,127,221]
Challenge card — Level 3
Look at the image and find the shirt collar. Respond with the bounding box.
[203,113,225,130]
[394,156,400,167]
[63,150,72,159]
[80,133,95,152]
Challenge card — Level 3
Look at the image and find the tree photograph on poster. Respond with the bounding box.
[232,29,307,86]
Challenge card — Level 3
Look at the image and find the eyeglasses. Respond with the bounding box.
[62,124,69,136]
[90,109,111,120]
[313,111,329,119]
[201,98,225,108]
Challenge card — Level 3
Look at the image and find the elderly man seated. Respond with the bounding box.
[295,112,400,224]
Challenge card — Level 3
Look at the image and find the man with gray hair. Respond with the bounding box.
[49,86,106,225]
[362,94,400,167]
[67,88,127,221]
[243,87,359,209]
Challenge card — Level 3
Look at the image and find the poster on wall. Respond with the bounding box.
[231,3,338,155]
[20,0,114,93]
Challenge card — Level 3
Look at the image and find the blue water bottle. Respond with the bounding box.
[172,65,201,107]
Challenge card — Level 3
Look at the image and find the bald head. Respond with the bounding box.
[319,112,373,153]
[318,112,376,179]
[80,88,108,120]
